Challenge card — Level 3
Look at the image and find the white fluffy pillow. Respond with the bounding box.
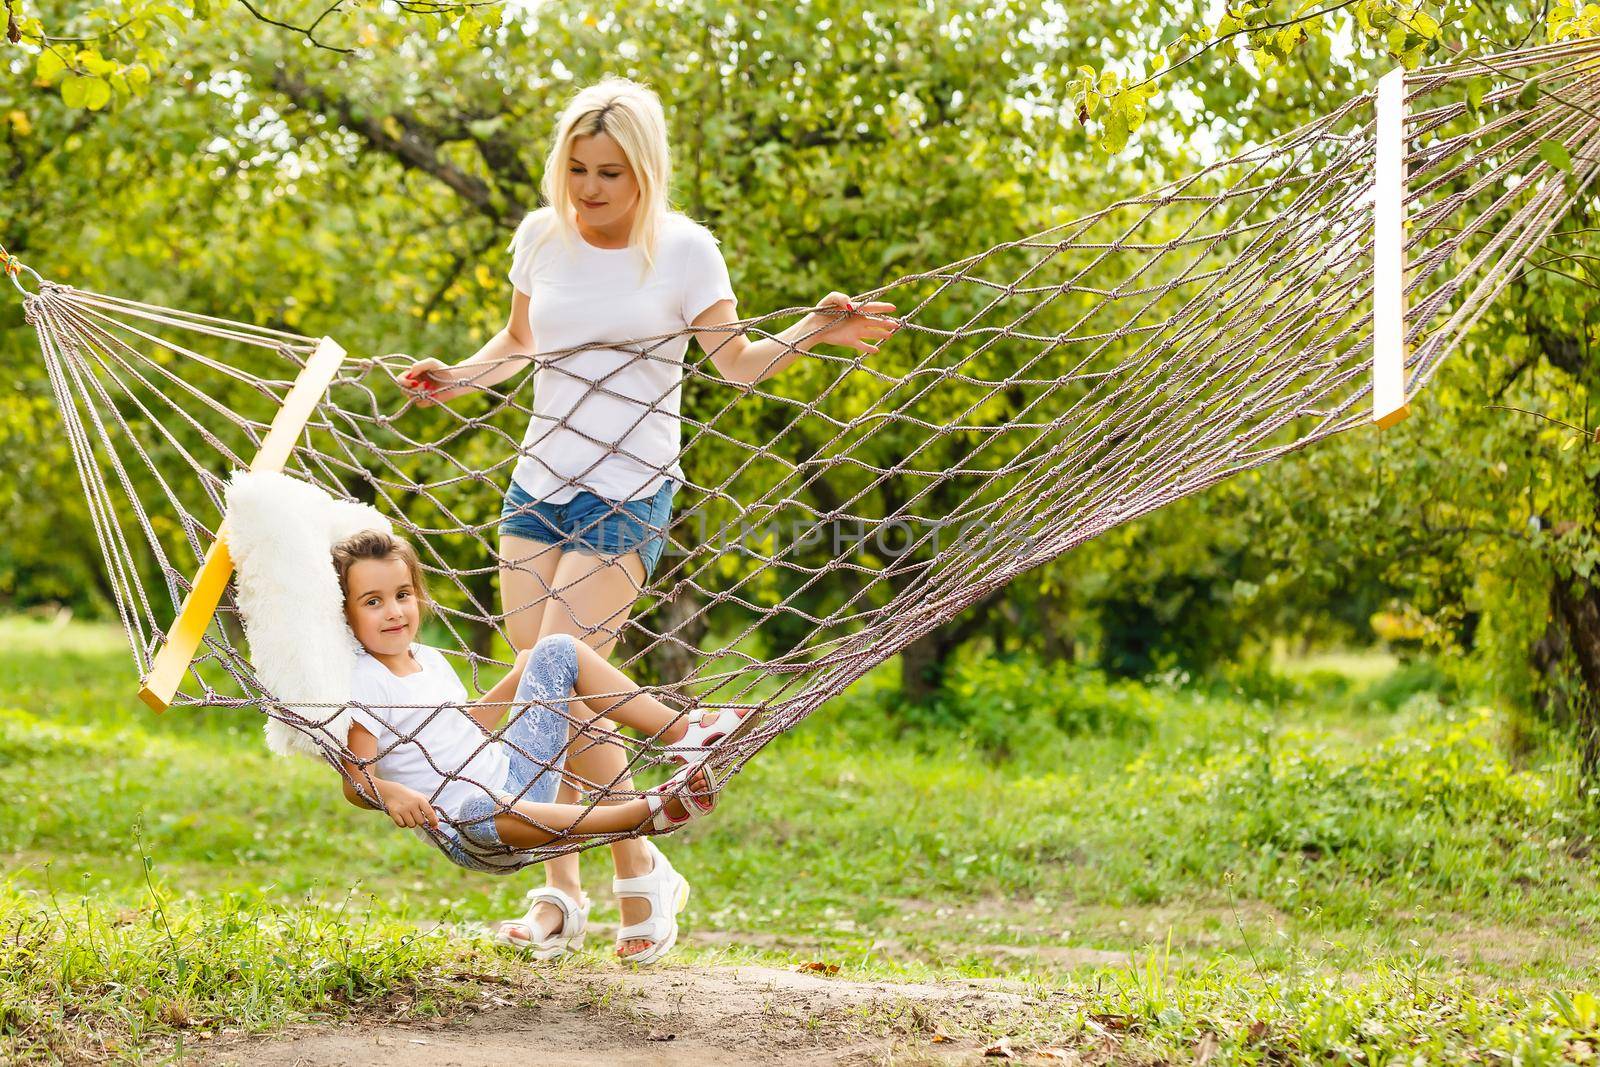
[224,470,391,759]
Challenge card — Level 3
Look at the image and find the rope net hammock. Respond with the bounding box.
[21,41,1600,869]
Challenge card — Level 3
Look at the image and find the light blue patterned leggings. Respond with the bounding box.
[454,633,580,850]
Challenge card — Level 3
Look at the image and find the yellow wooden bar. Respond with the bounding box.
[1374,403,1411,430]
[138,336,347,713]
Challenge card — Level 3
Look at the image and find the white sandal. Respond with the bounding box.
[643,763,719,834]
[493,886,590,960]
[612,840,690,967]
[664,707,758,766]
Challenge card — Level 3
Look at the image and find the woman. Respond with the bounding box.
[398,75,898,964]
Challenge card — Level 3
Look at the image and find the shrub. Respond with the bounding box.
[904,655,1157,761]
[1356,658,1455,712]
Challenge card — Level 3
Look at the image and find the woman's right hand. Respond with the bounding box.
[393,356,461,408]
[802,293,900,355]
[381,784,441,830]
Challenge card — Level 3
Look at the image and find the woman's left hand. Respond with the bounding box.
[805,292,901,355]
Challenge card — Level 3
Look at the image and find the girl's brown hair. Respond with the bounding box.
[330,529,432,615]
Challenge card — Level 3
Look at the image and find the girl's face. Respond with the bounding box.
[343,556,421,658]
[567,132,640,232]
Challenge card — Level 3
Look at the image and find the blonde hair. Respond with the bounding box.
[331,529,432,617]
[537,75,673,271]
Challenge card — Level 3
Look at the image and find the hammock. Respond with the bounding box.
[18,41,1600,869]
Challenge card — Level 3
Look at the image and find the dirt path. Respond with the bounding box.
[195,963,1047,1066]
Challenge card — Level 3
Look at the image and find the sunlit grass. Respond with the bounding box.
[3,615,1597,1063]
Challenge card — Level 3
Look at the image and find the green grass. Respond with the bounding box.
[3,614,1600,1062]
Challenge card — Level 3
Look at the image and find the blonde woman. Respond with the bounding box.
[399,75,898,965]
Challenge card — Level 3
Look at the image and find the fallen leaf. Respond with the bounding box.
[798,961,840,975]
[984,1036,1016,1059]
[1245,1020,1269,1043]
[1193,1032,1220,1064]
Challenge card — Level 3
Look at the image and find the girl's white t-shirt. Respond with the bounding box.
[506,208,737,504]
[347,644,510,837]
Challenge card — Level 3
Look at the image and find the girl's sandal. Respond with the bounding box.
[663,706,760,767]
[642,763,718,834]
[493,886,590,961]
[612,840,690,967]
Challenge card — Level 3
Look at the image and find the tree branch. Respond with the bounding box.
[1130,0,1361,94]
[235,0,355,54]
[421,227,501,318]
[269,66,523,223]
[1529,315,1589,378]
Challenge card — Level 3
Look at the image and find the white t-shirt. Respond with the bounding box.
[506,208,737,504]
[347,644,511,841]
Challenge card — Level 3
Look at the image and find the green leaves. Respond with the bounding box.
[33,47,154,111]
[1538,120,1582,193]
[1550,1,1600,42]
[1548,989,1600,1035]
[1539,139,1573,173]
[1408,9,1441,37]
[60,75,110,111]
[5,0,1595,712]
[1067,66,1157,154]
[34,46,67,84]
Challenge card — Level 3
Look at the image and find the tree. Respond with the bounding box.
[1081,1,1600,762]
[6,0,1596,743]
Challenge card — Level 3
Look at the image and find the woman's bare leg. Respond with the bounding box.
[535,547,670,957]
[496,540,660,957]
[499,535,595,947]
[499,535,562,652]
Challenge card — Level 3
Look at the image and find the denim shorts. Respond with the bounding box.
[499,479,676,579]
[454,634,580,851]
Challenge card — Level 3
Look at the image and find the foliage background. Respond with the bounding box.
[2,0,1597,746]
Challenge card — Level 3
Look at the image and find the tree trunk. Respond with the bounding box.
[462,566,499,657]
[644,586,709,693]
[1039,592,1077,665]
[897,586,1009,702]
[1537,577,1600,779]
[900,629,951,704]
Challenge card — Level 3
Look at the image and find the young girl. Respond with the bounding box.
[333,528,744,963]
